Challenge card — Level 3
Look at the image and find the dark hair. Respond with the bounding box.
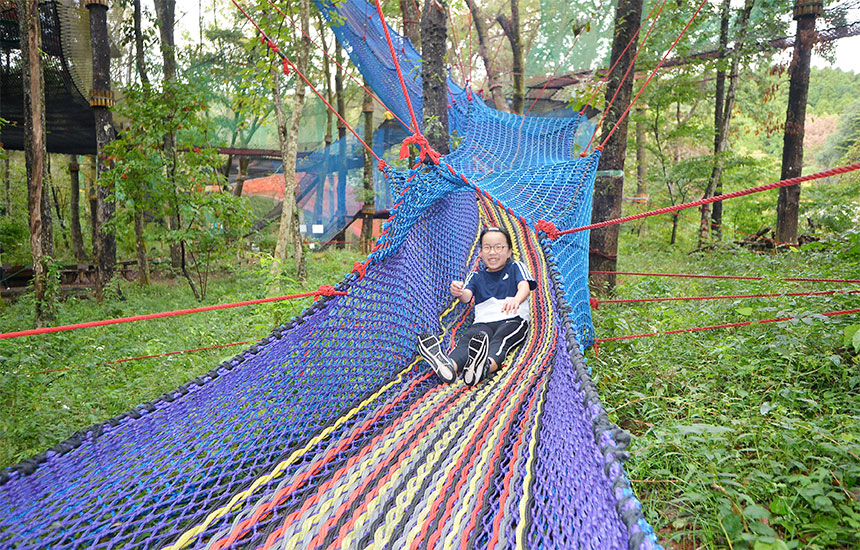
[479,226,512,248]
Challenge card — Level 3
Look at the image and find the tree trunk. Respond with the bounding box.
[497,0,524,114]
[318,20,333,225]
[421,0,449,153]
[233,157,249,197]
[589,0,643,294]
[398,0,421,50]
[3,151,10,217]
[88,0,117,301]
[698,0,754,249]
[465,0,508,112]
[133,0,149,85]
[361,89,375,254]
[333,43,348,248]
[134,210,150,285]
[87,155,97,255]
[68,156,89,261]
[272,0,309,284]
[777,1,820,245]
[18,0,54,326]
[153,0,181,268]
[710,0,731,241]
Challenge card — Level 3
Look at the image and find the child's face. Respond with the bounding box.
[480,231,512,271]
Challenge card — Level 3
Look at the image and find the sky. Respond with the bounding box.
[167,0,860,75]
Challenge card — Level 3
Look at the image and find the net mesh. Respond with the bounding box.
[0,0,98,155]
[0,0,662,548]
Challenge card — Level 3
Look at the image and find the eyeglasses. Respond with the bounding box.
[481,244,508,253]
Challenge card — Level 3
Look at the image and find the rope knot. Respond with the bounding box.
[589,297,599,310]
[316,284,337,297]
[377,159,388,172]
[281,57,290,75]
[352,261,368,280]
[399,133,442,165]
[535,219,560,240]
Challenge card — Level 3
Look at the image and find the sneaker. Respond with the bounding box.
[463,332,490,387]
[417,332,456,383]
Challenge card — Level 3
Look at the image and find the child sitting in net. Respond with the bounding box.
[418,226,536,386]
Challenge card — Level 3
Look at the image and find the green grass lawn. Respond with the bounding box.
[592,230,860,550]
[0,248,363,467]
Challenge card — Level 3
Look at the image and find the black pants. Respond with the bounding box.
[449,317,529,370]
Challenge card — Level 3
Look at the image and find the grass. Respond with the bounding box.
[0,248,363,467]
[591,227,860,550]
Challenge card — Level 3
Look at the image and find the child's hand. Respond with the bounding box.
[450,280,464,297]
[501,297,520,314]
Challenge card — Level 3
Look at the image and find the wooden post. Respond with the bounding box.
[776,0,821,245]
[86,0,117,300]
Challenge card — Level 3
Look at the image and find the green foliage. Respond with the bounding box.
[595,234,860,549]
[103,80,252,298]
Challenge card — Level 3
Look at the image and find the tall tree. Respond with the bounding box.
[589,0,643,294]
[272,0,309,283]
[17,0,54,325]
[777,0,821,244]
[709,0,731,241]
[421,0,449,153]
[333,42,348,248]
[698,0,755,249]
[398,0,420,50]
[361,89,374,253]
[68,156,89,262]
[88,0,117,300]
[133,0,150,86]
[153,0,182,268]
[465,0,508,112]
[497,0,524,114]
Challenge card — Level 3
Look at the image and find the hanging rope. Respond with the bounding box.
[0,287,346,340]
[265,0,412,133]
[593,307,860,355]
[588,271,860,284]
[33,341,255,376]
[231,0,385,166]
[582,0,668,153]
[540,162,860,237]
[372,0,421,135]
[591,289,860,308]
[597,0,709,150]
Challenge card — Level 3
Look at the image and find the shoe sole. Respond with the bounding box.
[418,333,456,383]
[464,333,489,386]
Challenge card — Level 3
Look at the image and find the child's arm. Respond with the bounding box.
[501,280,532,314]
[450,280,473,303]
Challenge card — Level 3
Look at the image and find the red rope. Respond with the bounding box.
[447,6,469,84]
[578,0,665,140]
[597,0,708,150]
[555,162,860,236]
[592,289,860,308]
[33,341,254,375]
[231,0,384,166]
[594,307,860,348]
[0,287,346,340]
[265,0,412,133]
[373,0,421,135]
[589,270,860,284]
